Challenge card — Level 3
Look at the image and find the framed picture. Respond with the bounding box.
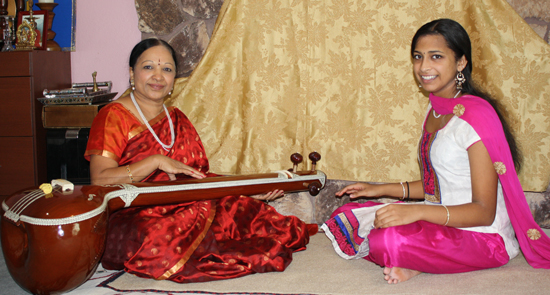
[17,10,49,50]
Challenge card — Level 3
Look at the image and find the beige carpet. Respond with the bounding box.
[101,230,550,295]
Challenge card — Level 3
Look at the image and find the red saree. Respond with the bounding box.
[85,103,314,282]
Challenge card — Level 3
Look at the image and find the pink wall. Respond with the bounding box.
[70,1,141,99]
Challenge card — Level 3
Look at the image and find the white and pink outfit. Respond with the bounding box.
[323,94,550,272]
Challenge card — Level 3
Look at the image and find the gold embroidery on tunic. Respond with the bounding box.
[425,193,438,203]
[338,212,360,250]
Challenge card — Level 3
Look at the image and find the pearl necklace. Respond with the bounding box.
[130,92,175,151]
[433,90,461,118]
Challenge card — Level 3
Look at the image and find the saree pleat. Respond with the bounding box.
[104,196,311,283]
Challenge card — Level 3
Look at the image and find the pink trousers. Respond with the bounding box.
[326,202,510,274]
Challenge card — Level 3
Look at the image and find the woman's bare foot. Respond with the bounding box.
[383,267,421,284]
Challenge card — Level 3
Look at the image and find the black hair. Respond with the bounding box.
[129,38,178,72]
[411,18,522,172]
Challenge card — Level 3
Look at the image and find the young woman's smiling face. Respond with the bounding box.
[413,34,467,98]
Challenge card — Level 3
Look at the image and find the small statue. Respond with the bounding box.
[15,11,38,51]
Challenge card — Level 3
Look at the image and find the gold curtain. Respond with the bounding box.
[168,0,550,192]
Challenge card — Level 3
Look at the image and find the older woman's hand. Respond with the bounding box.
[250,189,285,202]
[155,155,206,180]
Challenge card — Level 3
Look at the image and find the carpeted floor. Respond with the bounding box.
[3,229,549,295]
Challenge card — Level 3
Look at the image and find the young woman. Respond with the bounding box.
[322,18,550,284]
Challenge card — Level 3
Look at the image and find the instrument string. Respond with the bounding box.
[4,190,44,222]
[9,190,43,214]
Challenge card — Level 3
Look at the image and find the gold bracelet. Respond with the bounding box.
[126,165,134,183]
[442,204,450,226]
[399,182,406,200]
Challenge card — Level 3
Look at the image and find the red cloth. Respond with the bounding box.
[85,102,314,282]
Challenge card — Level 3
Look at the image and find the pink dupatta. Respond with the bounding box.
[430,93,550,268]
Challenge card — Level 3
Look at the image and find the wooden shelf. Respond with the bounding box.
[0,51,71,198]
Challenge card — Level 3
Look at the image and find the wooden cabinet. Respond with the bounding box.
[0,51,71,202]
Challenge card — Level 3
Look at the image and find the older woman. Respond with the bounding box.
[85,38,315,283]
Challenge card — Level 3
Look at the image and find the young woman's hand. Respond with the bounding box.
[374,204,421,228]
[335,182,381,199]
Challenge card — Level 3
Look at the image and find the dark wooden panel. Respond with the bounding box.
[43,104,105,128]
[31,51,72,95]
[0,77,33,136]
[0,137,36,195]
[0,51,31,77]
[30,51,72,184]
[0,51,72,194]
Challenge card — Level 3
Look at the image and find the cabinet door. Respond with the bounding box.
[0,137,36,196]
[0,77,33,136]
[0,52,31,77]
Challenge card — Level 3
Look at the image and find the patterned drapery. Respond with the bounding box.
[168,0,550,191]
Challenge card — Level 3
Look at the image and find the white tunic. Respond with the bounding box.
[424,109,519,259]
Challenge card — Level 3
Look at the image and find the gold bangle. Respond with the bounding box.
[126,165,134,183]
[442,204,450,226]
[399,182,406,200]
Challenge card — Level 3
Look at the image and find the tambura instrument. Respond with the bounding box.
[1,153,325,295]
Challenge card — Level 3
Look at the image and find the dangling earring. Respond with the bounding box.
[418,84,422,88]
[131,80,135,91]
[455,71,466,90]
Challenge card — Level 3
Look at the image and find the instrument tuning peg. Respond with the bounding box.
[308,181,322,196]
[290,153,303,173]
[309,151,321,171]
